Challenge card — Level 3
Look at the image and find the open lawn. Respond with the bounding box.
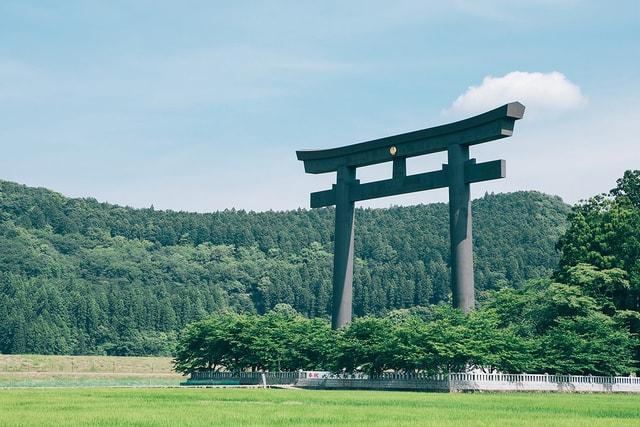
[0,388,639,427]
[0,354,176,373]
[0,355,184,387]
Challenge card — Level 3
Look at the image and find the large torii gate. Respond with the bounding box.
[297,102,525,329]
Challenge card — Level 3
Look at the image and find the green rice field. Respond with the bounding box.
[0,388,639,427]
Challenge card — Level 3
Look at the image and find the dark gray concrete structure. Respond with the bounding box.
[297,102,525,329]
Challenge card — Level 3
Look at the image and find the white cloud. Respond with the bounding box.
[447,71,587,118]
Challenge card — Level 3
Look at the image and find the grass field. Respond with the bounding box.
[0,388,639,426]
[0,354,176,373]
[0,355,184,387]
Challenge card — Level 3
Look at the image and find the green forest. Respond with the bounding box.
[0,179,569,356]
[175,171,640,376]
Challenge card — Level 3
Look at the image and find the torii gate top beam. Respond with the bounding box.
[296,102,524,175]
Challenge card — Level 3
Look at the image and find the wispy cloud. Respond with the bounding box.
[1,51,357,114]
[452,0,581,22]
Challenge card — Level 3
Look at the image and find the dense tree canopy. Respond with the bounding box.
[174,170,640,376]
[554,170,640,372]
[174,304,336,373]
[175,300,633,376]
[0,179,568,355]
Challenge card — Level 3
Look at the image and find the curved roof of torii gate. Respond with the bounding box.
[296,102,524,174]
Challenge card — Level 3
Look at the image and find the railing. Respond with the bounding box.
[190,371,299,381]
[186,370,299,386]
[189,370,639,384]
[184,371,640,391]
[371,372,448,381]
[297,371,449,381]
[299,372,368,380]
[448,372,640,385]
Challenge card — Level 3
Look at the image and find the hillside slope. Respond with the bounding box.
[0,180,570,355]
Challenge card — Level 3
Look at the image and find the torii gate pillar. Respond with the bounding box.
[297,102,525,328]
[448,144,474,312]
[332,166,357,329]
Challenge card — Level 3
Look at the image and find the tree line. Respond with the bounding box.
[174,171,640,376]
[0,179,568,356]
[174,276,632,376]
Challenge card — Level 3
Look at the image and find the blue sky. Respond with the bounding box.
[1,1,638,211]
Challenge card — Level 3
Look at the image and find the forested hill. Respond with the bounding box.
[0,180,570,355]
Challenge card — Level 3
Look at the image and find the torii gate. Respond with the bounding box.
[297,102,525,329]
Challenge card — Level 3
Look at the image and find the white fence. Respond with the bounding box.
[187,371,298,385]
[446,373,640,393]
[296,372,640,392]
[449,372,640,384]
[184,371,640,392]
